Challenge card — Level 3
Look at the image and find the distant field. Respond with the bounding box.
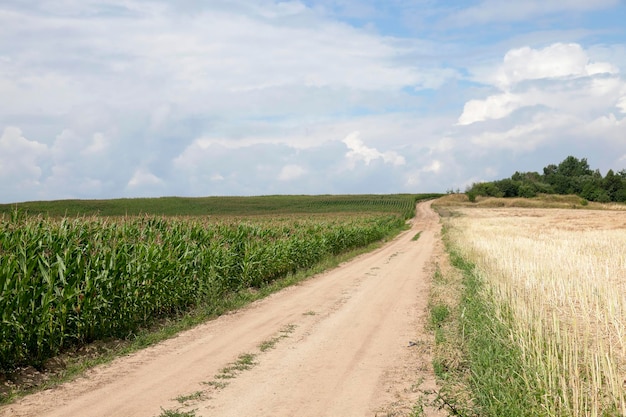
[0,194,442,218]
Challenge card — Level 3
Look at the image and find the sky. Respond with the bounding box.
[1,0,625,203]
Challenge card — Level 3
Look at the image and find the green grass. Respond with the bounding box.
[430,304,449,327]
[157,408,196,417]
[175,391,205,404]
[258,324,296,352]
[212,353,258,383]
[411,231,422,241]
[429,229,547,417]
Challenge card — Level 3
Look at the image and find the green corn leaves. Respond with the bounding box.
[0,212,404,372]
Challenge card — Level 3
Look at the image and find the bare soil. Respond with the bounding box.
[1,201,445,417]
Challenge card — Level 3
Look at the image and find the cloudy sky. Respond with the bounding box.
[1,0,625,203]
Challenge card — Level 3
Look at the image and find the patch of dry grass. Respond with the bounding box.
[434,193,626,210]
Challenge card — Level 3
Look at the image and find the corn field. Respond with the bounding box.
[0,210,405,372]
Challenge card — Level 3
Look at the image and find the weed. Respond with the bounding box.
[430,304,450,327]
[175,391,205,404]
[214,371,236,380]
[233,353,256,370]
[258,339,278,352]
[203,380,228,389]
[157,408,196,417]
[280,324,296,334]
[259,324,296,352]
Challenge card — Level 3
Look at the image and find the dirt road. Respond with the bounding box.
[2,201,443,417]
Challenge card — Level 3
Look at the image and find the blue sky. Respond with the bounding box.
[1,0,625,203]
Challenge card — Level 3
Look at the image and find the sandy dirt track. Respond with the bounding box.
[2,201,444,417]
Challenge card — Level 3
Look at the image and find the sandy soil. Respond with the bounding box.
[1,201,445,417]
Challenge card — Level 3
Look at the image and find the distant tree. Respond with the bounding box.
[511,171,541,183]
[469,182,504,198]
[464,156,625,203]
[603,169,626,202]
[541,156,593,195]
[595,190,612,203]
[557,156,593,177]
[543,164,558,182]
[518,183,537,198]
[494,179,520,197]
[550,174,573,194]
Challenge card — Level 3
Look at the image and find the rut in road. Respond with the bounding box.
[2,201,444,417]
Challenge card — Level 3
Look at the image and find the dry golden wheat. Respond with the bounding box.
[447,207,626,416]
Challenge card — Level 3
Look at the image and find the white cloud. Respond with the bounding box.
[584,113,626,142]
[404,159,445,188]
[278,164,306,181]
[127,168,164,188]
[617,95,626,114]
[459,43,625,127]
[1,2,625,202]
[149,104,173,131]
[0,127,47,186]
[422,160,442,173]
[458,93,522,125]
[493,43,618,90]
[343,131,405,167]
[468,114,573,151]
[82,133,109,155]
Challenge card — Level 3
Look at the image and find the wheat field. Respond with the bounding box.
[446,207,626,416]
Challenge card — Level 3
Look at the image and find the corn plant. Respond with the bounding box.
[0,210,404,372]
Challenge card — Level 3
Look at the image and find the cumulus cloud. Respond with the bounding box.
[458,43,625,128]
[617,95,626,114]
[83,133,109,155]
[0,127,47,187]
[422,160,442,173]
[1,2,626,202]
[278,164,306,181]
[127,168,164,189]
[493,43,618,90]
[405,158,445,188]
[343,131,405,167]
[458,93,522,125]
[468,113,576,151]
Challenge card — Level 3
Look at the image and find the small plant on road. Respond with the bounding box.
[175,391,205,404]
[157,407,196,417]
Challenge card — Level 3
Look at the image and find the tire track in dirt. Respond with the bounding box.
[1,201,444,417]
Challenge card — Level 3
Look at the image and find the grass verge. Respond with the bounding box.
[429,228,545,416]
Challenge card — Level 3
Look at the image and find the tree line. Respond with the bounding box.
[466,156,626,203]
